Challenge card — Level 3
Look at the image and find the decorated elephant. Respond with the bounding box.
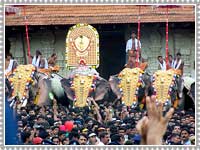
[5,64,68,109]
[33,72,69,107]
[109,67,152,108]
[6,64,37,108]
[151,69,194,110]
[60,64,110,108]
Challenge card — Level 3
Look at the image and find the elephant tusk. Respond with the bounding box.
[22,99,28,107]
[10,100,15,107]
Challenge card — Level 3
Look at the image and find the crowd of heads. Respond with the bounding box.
[15,97,195,145]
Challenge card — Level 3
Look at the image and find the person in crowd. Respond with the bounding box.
[78,134,88,145]
[51,136,60,145]
[181,128,191,145]
[99,132,110,145]
[5,52,18,75]
[125,31,141,64]
[173,52,184,75]
[48,53,57,67]
[136,96,174,145]
[88,133,98,145]
[157,56,166,70]
[168,133,181,145]
[32,50,42,68]
[32,50,48,69]
[168,54,175,69]
[108,134,125,145]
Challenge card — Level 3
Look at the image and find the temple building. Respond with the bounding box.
[5,5,195,79]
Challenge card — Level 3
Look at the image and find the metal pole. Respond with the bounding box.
[136,5,141,67]
[166,6,169,69]
[23,6,31,64]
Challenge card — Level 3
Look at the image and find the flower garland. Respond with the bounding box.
[118,68,144,106]
[7,64,36,107]
[70,74,98,107]
[152,70,177,105]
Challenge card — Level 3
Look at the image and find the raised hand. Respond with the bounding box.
[136,96,174,145]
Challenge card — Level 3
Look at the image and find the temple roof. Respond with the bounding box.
[5,5,195,26]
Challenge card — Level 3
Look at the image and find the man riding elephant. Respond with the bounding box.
[6,64,68,109]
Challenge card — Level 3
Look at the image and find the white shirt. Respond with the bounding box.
[159,60,166,71]
[169,60,175,68]
[5,59,14,74]
[173,59,182,69]
[32,56,48,69]
[126,38,141,53]
[32,55,40,67]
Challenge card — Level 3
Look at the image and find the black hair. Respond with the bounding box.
[110,134,123,142]
[118,127,126,131]
[58,131,66,136]
[21,131,31,143]
[79,133,88,140]
[51,53,56,57]
[6,52,13,59]
[181,128,190,134]
[176,52,181,56]
[131,31,136,34]
[171,133,180,138]
[36,50,42,56]
[51,136,59,141]
[99,132,109,139]
[157,56,162,59]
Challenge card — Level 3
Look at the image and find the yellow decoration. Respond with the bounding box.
[66,23,99,69]
[7,64,35,100]
[118,68,143,106]
[153,70,175,104]
[72,75,94,107]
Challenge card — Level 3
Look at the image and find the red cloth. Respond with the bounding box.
[32,137,43,144]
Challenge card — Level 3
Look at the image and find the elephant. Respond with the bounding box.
[109,67,152,108]
[151,69,195,110]
[5,64,37,108]
[31,72,69,107]
[5,64,69,109]
[181,76,195,110]
[60,65,110,108]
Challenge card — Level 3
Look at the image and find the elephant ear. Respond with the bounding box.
[94,77,110,101]
[190,83,195,102]
[108,75,122,99]
[60,78,74,101]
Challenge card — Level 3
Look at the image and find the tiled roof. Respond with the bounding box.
[5,5,195,26]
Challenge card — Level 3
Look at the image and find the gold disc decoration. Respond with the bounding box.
[118,68,143,106]
[66,23,99,69]
[7,64,36,101]
[71,74,96,107]
[152,70,176,104]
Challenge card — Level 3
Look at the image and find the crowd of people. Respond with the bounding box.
[5,31,195,145]
[14,95,195,145]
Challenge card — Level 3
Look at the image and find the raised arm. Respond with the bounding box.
[136,96,174,145]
